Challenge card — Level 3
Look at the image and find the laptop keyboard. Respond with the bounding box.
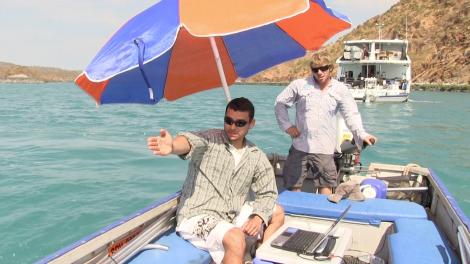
[282,230,321,252]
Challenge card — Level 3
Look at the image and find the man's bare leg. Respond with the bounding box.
[319,187,332,195]
[263,205,285,241]
[222,227,246,264]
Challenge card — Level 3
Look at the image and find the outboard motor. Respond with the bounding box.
[334,139,361,184]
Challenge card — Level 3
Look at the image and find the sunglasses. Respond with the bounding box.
[224,116,248,127]
[311,65,331,73]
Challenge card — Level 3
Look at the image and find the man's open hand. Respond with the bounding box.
[147,129,173,156]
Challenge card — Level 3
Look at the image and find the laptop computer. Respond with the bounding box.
[270,204,352,255]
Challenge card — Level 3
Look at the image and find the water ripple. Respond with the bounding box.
[1,84,470,263]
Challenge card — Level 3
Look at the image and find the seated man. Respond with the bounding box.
[148,97,284,264]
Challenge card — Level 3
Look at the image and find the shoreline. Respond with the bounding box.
[0,79,46,84]
[235,81,289,86]
[2,80,469,92]
[411,83,470,92]
[236,82,470,92]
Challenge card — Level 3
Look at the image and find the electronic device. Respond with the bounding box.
[270,205,351,255]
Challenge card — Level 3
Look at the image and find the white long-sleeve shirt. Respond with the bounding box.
[275,77,369,154]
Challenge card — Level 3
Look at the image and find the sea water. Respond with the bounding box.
[1,83,469,263]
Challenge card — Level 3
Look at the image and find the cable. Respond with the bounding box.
[108,255,119,264]
[296,251,315,261]
[296,251,378,264]
[296,252,350,262]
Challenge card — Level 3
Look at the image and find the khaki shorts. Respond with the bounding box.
[283,146,338,190]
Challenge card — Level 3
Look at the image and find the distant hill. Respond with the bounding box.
[0,62,79,83]
[242,0,470,84]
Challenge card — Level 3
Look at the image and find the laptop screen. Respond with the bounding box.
[311,204,352,249]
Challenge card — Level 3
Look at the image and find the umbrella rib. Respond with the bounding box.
[273,23,308,52]
[134,38,155,102]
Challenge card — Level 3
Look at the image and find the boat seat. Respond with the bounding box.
[253,258,273,264]
[388,218,459,264]
[126,230,211,264]
[278,191,427,225]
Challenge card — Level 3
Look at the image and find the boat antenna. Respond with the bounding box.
[375,22,384,40]
[405,16,408,40]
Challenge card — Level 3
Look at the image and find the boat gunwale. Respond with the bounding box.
[428,169,470,230]
[37,191,181,264]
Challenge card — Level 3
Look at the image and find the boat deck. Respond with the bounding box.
[256,214,393,263]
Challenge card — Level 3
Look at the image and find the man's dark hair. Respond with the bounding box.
[225,97,255,120]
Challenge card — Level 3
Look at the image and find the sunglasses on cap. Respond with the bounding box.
[311,65,331,73]
[224,116,248,127]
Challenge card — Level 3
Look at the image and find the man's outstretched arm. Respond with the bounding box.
[147,129,191,156]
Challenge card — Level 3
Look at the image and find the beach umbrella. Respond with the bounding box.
[75,0,351,105]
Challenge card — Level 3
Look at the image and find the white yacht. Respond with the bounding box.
[337,39,412,102]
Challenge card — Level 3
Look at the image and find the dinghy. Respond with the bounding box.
[38,147,470,264]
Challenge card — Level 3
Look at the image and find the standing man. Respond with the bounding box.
[362,44,370,59]
[275,58,377,194]
[148,97,284,264]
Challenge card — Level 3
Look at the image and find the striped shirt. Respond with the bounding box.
[176,129,278,225]
[275,77,369,154]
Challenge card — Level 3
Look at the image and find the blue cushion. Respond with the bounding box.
[278,191,427,225]
[127,231,211,264]
[388,218,459,264]
[253,257,279,264]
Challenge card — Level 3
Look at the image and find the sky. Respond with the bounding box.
[0,0,398,70]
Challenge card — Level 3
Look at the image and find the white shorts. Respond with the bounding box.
[176,202,273,264]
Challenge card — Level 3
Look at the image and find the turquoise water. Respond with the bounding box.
[1,83,469,263]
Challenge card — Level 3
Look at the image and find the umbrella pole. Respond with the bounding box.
[209,37,232,102]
